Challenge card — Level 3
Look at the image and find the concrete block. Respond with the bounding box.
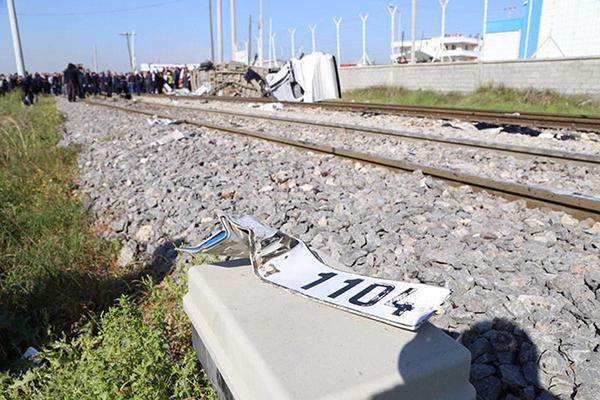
[184,260,475,400]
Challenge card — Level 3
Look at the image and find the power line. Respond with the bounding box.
[2,0,187,17]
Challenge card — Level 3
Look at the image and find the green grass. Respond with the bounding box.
[1,269,216,400]
[0,92,122,366]
[0,92,215,399]
[343,85,600,116]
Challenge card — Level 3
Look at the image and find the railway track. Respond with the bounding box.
[86,99,600,221]
[139,97,600,165]
[157,94,600,132]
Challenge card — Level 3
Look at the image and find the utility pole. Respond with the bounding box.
[118,31,135,72]
[271,32,277,66]
[216,0,223,63]
[93,45,98,72]
[482,0,489,62]
[411,0,416,64]
[230,0,237,61]
[387,4,398,64]
[258,0,263,66]
[308,24,317,53]
[439,0,449,62]
[131,30,136,70]
[398,11,402,41]
[333,17,342,63]
[7,0,26,76]
[359,14,370,65]
[248,14,252,64]
[208,0,215,62]
[288,28,296,59]
[268,18,272,67]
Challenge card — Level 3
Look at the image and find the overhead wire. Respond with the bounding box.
[0,0,188,17]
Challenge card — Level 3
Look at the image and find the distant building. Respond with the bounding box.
[140,63,200,72]
[482,19,522,61]
[483,0,600,61]
[391,35,481,63]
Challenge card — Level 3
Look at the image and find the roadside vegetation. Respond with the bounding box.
[343,85,600,116]
[0,92,215,399]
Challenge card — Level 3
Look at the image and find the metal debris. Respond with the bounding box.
[189,61,270,98]
[154,129,187,146]
[178,215,450,330]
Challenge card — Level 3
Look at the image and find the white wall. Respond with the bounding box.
[339,57,600,97]
[483,31,521,61]
[536,0,600,58]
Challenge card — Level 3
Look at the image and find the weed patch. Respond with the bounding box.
[0,93,215,398]
[343,85,600,116]
[1,270,216,400]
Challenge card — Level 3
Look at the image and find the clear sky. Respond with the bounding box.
[0,0,523,74]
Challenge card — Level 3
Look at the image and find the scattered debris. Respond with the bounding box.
[442,121,475,130]
[22,347,42,366]
[154,129,187,146]
[146,116,181,126]
[189,61,270,98]
[255,102,284,111]
[474,122,542,137]
[538,132,555,139]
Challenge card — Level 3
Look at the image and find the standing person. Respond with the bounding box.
[91,72,99,95]
[32,73,42,97]
[98,72,105,95]
[57,73,64,96]
[77,66,86,99]
[134,71,142,96]
[40,74,51,94]
[106,71,114,97]
[20,74,36,106]
[154,69,164,93]
[127,73,135,95]
[143,71,152,94]
[0,74,8,96]
[49,74,59,95]
[173,67,180,89]
[9,74,18,91]
[181,67,190,90]
[63,63,79,102]
[166,70,174,91]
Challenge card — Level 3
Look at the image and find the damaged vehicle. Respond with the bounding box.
[187,52,342,103]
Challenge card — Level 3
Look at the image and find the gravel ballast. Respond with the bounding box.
[58,98,599,400]
[143,96,600,155]
[132,99,600,198]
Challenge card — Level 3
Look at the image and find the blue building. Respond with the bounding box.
[483,0,600,61]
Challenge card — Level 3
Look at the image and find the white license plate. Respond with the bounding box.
[262,242,450,330]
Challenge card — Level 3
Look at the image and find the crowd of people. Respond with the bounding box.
[0,63,194,105]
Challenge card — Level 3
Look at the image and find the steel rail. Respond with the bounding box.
[86,100,600,221]
[153,94,600,132]
[137,98,600,165]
